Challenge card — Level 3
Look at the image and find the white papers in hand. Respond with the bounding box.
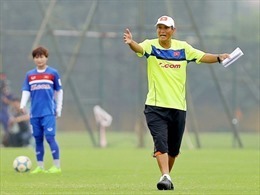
[221,47,244,68]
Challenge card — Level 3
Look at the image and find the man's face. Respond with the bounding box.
[156,24,175,42]
[33,55,48,69]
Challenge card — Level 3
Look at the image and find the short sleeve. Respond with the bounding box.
[53,70,62,91]
[136,39,152,57]
[184,42,205,64]
[21,73,30,92]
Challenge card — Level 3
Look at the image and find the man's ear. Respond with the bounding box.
[172,27,176,34]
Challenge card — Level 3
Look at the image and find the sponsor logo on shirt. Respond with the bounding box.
[29,74,54,82]
[159,63,181,69]
[31,84,51,91]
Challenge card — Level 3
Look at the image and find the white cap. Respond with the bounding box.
[155,16,175,28]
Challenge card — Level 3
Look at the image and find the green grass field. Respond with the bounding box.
[0,131,259,195]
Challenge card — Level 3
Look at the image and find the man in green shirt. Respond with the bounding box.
[123,15,230,190]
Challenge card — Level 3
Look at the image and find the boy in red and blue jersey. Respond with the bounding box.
[20,46,63,173]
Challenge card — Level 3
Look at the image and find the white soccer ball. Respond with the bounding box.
[13,156,32,173]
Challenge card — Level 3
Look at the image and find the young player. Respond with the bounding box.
[123,16,230,190]
[20,46,63,173]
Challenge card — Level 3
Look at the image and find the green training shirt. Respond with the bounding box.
[137,38,205,111]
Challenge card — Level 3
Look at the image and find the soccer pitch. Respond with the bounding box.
[0,132,259,195]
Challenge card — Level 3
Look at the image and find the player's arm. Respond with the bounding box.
[124,28,143,54]
[200,53,230,64]
[20,91,30,113]
[55,89,63,117]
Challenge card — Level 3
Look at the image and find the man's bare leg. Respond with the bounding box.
[156,153,169,175]
[156,153,174,190]
[168,155,176,172]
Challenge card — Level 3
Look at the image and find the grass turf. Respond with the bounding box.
[0,132,259,194]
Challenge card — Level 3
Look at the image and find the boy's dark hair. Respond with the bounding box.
[32,46,49,58]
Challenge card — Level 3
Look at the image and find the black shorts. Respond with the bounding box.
[144,105,186,157]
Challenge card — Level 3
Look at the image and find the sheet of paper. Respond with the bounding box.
[221,47,244,68]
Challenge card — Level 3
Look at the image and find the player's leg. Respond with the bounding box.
[155,153,169,175]
[168,109,186,172]
[168,155,176,173]
[30,117,46,173]
[144,105,173,190]
[144,106,169,174]
[43,115,61,173]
